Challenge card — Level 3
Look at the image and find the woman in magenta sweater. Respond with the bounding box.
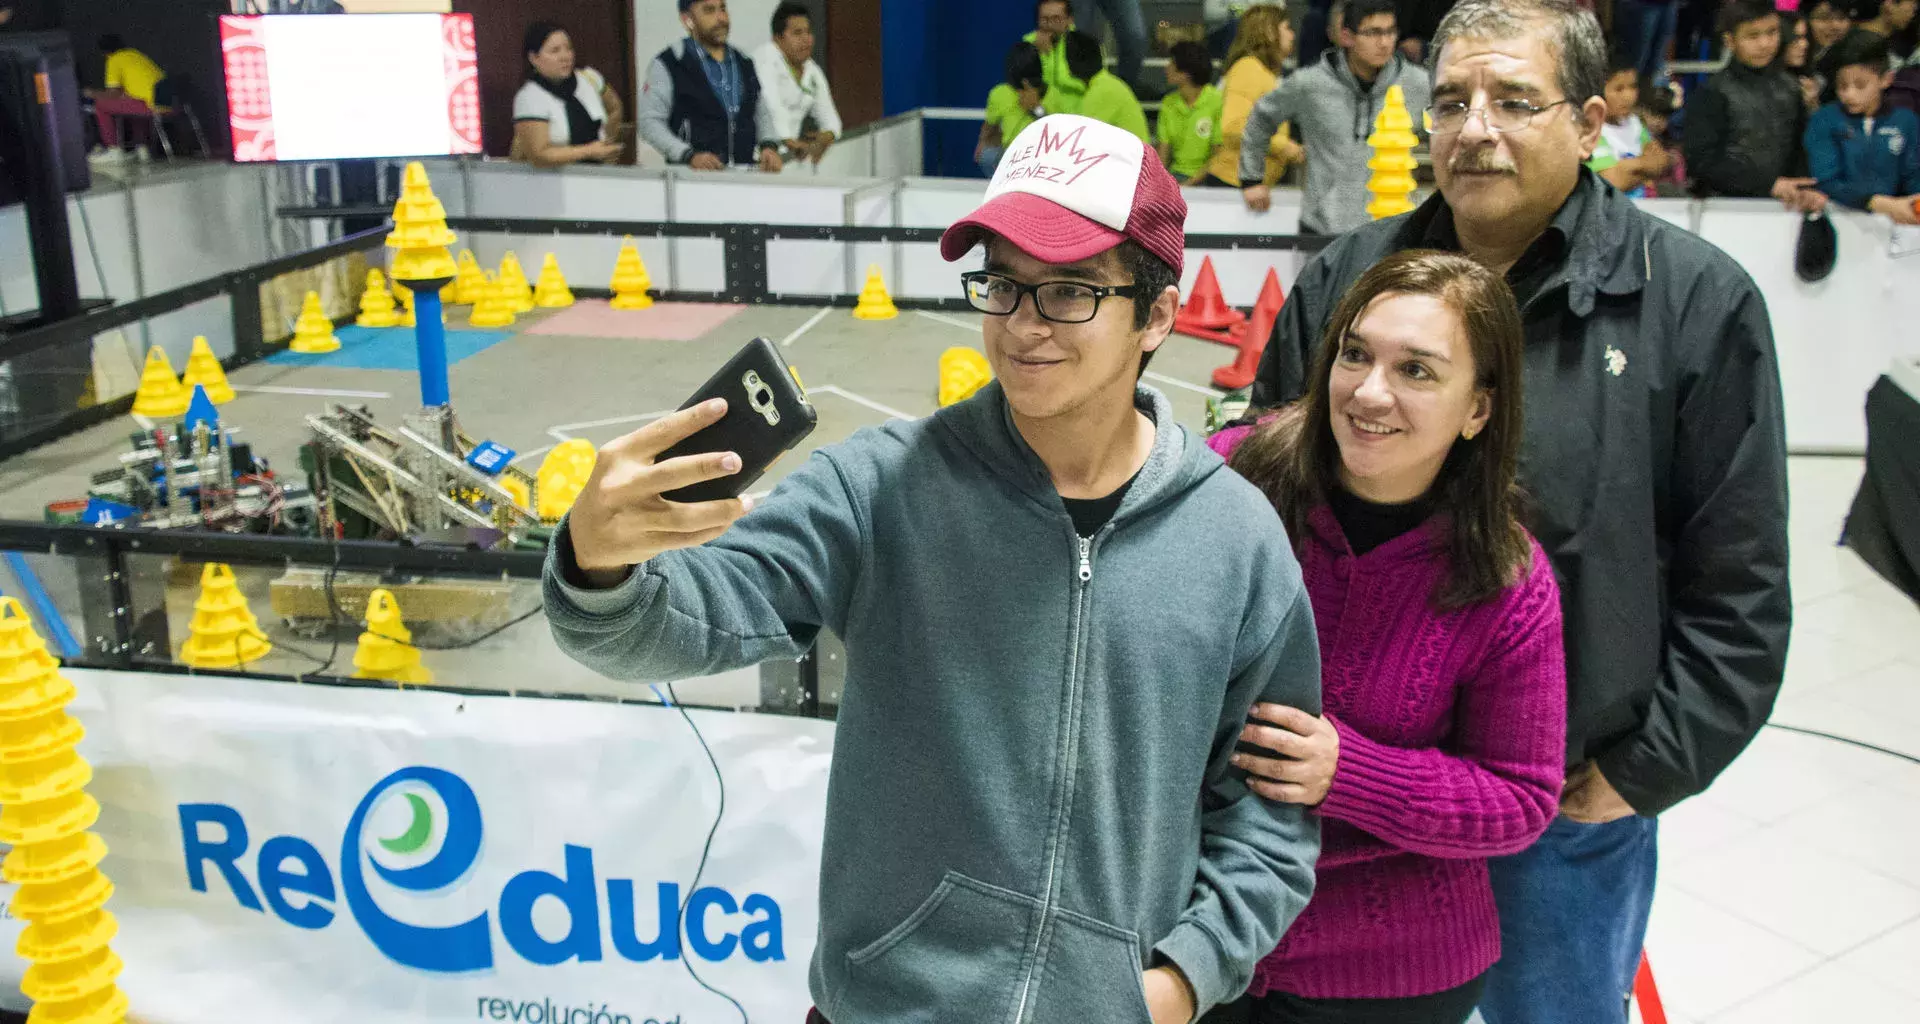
[1208,250,1566,1023]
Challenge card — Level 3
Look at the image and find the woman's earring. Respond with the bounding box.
[1462,427,1478,440]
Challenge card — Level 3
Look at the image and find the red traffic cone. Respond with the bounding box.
[1212,268,1286,390]
[1175,256,1246,339]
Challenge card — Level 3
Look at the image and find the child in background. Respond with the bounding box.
[1638,85,1685,195]
[1805,34,1920,222]
[1587,57,1672,196]
[977,42,1047,177]
[1686,0,1826,210]
[1158,41,1226,184]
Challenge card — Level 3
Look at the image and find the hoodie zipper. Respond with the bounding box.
[1009,528,1098,1023]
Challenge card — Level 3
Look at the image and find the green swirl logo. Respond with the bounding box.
[377,792,435,856]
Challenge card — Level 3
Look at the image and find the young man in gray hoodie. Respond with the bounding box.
[542,114,1321,1023]
[1240,0,1432,234]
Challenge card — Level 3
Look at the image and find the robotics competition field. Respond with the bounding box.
[0,261,1243,708]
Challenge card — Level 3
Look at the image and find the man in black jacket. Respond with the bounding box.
[1685,0,1827,210]
[1250,1,1790,1022]
[639,0,783,172]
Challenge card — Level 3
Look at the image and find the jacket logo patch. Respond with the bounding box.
[1195,117,1214,140]
[1605,346,1628,377]
[1887,129,1906,156]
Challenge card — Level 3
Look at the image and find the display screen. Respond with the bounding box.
[219,13,481,162]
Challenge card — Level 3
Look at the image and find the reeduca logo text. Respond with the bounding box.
[179,766,785,971]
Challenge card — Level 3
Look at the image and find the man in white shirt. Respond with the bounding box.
[752,2,842,164]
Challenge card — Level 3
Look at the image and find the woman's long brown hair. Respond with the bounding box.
[1227,250,1532,610]
[1226,4,1292,74]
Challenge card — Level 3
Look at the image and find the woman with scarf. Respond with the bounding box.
[512,22,625,167]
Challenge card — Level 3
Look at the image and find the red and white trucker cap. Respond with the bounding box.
[940,115,1188,276]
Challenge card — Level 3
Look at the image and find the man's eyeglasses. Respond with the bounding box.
[1424,98,1572,135]
[961,271,1150,324]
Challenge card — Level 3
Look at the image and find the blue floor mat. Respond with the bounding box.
[266,325,515,371]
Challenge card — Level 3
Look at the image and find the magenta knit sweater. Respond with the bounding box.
[1209,426,1568,999]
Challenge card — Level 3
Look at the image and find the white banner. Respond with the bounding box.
[0,669,833,1024]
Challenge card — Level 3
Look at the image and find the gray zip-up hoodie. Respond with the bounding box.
[1240,50,1431,235]
[543,383,1322,1019]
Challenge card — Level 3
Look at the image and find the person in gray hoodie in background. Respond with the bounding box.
[542,113,1321,1024]
[1240,0,1432,234]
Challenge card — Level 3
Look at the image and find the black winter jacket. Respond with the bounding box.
[1252,170,1792,815]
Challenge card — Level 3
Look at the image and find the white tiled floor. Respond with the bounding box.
[1638,456,1920,1023]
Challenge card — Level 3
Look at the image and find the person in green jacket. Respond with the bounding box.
[1158,40,1225,184]
[1063,30,1149,142]
[1025,0,1075,94]
[978,41,1048,176]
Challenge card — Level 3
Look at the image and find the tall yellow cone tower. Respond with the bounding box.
[467,272,518,329]
[353,590,432,685]
[498,252,535,313]
[451,250,488,305]
[532,253,574,308]
[289,291,341,355]
[852,264,899,320]
[1366,84,1420,220]
[130,346,190,419]
[178,563,273,669]
[386,163,458,283]
[608,238,654,310]
[535,439,598,523]
[179,336,235,405]
[0,599,130,1024]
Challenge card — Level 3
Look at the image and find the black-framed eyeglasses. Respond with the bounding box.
[960,271,1148,325]
[1424,98,1573,135]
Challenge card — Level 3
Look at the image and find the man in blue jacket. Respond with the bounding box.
[544,114,1322,1023]
[639,0,783,171]
[1806,34,1920,224]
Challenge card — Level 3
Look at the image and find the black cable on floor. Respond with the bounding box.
[1764,722,1920,767]
[665,681,749,1024]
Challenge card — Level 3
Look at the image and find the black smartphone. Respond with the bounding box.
[658,337,818,503]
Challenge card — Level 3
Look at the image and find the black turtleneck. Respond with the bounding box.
[1327,485,1437,555]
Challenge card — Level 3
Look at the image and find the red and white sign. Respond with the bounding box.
[219,14,482,162]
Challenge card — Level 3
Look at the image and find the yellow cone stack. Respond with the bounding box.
[129,346,190,419]
[178,336,235,406]
[608,238,654,310]
[356,269,401,328]
[468,272,518,329]
[0,599,130,1024]
[535,439,599,523]
[852,265,899,320]
[1365,84,1420,220]
[498,252,535,313]
[533,253,574,308]
[352,590,431,685]
[289,292,341,355]
[452,250,488,305]
[938,347,992,407]
[386,162,458,283]
[178,563,273,669]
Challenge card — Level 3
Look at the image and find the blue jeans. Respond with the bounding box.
[977,145,1004,178]
[1479,815,1658,1024]
[1073,0,1148,87]
[1613,0,1679,83]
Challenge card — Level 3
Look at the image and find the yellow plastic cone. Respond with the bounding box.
[535,439,599,523]
[609,238,654,310]
[468,272,518,329]
[289,291,341,355]
[0,600,128,1024]
[852,264,899,320]
[452,250,488,305]
[353,590,432,685]
[178,336,235,405]
[498,252,535,313]
[129,346,190,419]
[178,563,273,669]
[386,161,458,282]
[1366,85,1420,220]
[938,347,992,407]
[357,269,401,328]
[533,253,574,308]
